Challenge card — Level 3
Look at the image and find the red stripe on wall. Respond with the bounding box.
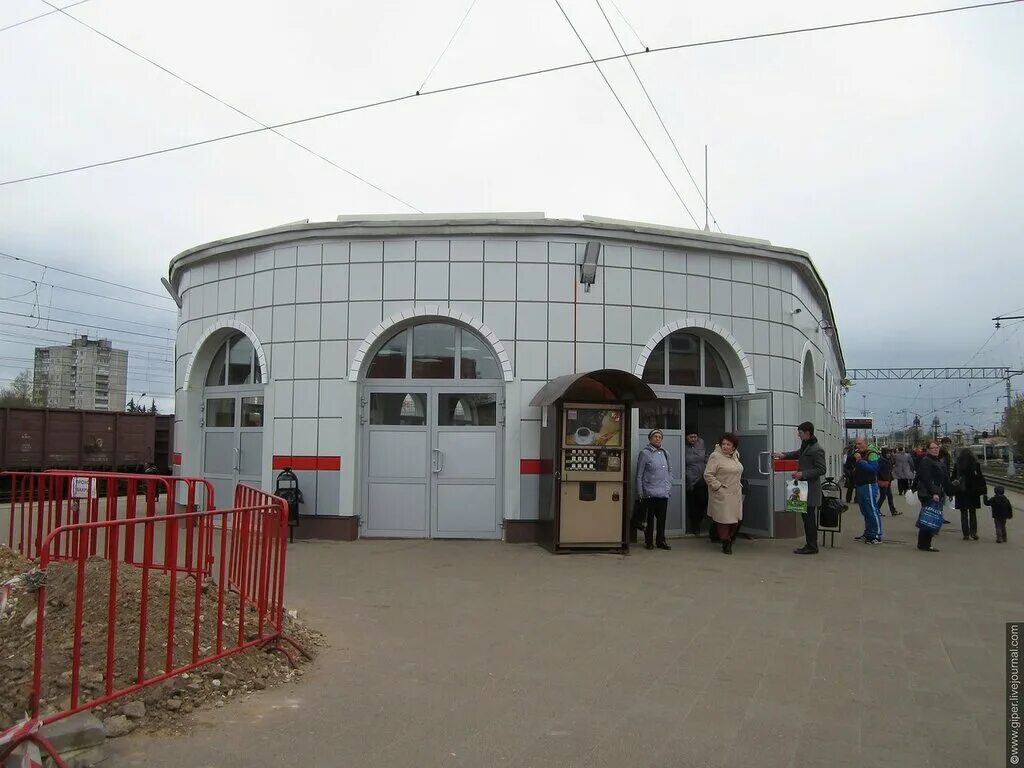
[272,455,342,471]
[172,453,182,466]
[520,459,554,475]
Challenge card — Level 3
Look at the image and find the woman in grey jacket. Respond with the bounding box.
[636,429,673,550]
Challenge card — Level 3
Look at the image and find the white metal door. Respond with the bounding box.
[201,392,264,508]
[728,393,774,537]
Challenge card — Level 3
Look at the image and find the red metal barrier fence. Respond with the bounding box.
[0,475,307,767]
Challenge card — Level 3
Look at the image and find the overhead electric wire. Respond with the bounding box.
[593,0,719,228]
[0,0,92,34]
[0,297,173,332]
[0,270,176,311]
[37,0,421,212]
[0,326,174,355]
[608,0,648,49]
[0,309,174,341]
[3,0,1020,188]
[0,249,171,300]
[552,0,700,226]
[416,0,480,93]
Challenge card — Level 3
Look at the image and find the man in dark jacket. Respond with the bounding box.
[775,422,828,555]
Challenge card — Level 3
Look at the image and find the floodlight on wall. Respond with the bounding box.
[579,241,601,292]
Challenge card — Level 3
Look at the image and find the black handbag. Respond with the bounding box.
[630,497,647,531]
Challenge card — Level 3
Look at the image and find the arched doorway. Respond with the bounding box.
[200,333,265,507]
[636,329,767,536]
[359,320,505,539]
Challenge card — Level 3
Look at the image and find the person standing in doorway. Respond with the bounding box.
[852,436,883,544]
[916,440,952,552]
[704,433,744,555]
[774,421,827,555]
[952,448,987,541]
[684,427,708,536]
[636,429,672,551]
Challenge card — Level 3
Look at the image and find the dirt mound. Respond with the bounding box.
[0,545,323,736]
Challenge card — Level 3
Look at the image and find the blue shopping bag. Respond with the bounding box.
[916,501,943,532]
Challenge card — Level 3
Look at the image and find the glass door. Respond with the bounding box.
[728,393,774,537]
[202,392,264,508]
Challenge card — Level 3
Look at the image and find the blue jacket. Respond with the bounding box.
[636,443,672,499]
[852,444,880,487]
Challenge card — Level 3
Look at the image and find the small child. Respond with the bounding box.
[984,486,1013,543]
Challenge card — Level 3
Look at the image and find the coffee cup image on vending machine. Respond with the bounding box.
[574,427,594,445]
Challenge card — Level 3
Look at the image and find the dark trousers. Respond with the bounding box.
[995,518,1008,542]
[716,522,739,543]
[844,478,855,504]
[960,508,978,537]
[645,497,668,546]
[897,478,911,495]
[803,506,818,549]
[917,528,935,550]
[685,482,708,535]
[876,484,896,514]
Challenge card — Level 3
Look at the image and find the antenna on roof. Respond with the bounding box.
[704,145,710,233]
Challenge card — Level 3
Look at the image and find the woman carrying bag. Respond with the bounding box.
[704,432,744,555]
[951,448,987,541]
[916,440,952,552]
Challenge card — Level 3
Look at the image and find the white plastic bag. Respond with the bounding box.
[904,490,919,506]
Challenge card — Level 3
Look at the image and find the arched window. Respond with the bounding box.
[205,333,261,387]
[642,332,734,388]
[365,322,501,380]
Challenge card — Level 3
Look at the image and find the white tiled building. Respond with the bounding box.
[168,214,847,540]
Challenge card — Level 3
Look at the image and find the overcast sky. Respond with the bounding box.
[1,0,1022,428]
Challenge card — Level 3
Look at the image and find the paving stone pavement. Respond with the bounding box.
[106,491,1023,768]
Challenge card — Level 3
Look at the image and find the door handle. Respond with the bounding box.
[233,447,241,473]
[757,451,771,476]
[437,449,445,474]
[431,448,442,474]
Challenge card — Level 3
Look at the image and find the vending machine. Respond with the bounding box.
[557,403,626,548]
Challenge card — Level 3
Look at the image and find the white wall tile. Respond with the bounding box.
[548,342,574,377]
[519,420,542,458]
[201,283,217,315]
[275,247,297,268]
[383,240,414,262]
[605,267,630,305]
[632,247,662,271]
[317,418,344,455]
[416,240,449,261]
[450,262,483,300]
[483,302,515,341]
[350,241,383,262]
[295,304,321,342]
[348,301,382,341]
[273,267,297,304]
[297,243,322,266]
[605,343,633,371]
[752,354,770,391]
[631,269,664,307]
[519,380,544,419]
[484,240,515,262]
[516,263,547,302]
[296,266,322,303]
[517,302,548,340]
[516,341,547,379]
[732,283,753,316]
[349,262,383,300]
[384,262,414,300]
[484,263,516,300]
[753,320,770,351]
[273,418,292,454]
[576,342,603,371]
[320,340,349,379]
[769,289,783,323]
[516,241,546,263]
[664,248,686,273]
[710,255,731,280]
[605,306,631,344]
[293,380,319,418]
[664,273,686,310]
[732,318,754,352]
[272,305,295,342]
[322,264,349,302]
[218,258,236,280]
[272,342,294,380]
[769,323,783,356]
[415,262,449,299]
[321,303,348,339]
[253,307,272,342]
[575,304,603,343]
[323,242,349,264]
[732,257,753,282]
[686,276,710,313]
[217,278,236,313]
[549,242,576,264]
[577,266,604,304]
[548,264,575,303]
[451,240,483,261]
[710,279,732,315]
[547,303,574,342]
[752,286,770,318]
[255,249,274,272]
[450,301,482,322]
[235,273,254,310]
[770,357,785,391]
[292,419,318,454]
[236,253,254,274]
[768,263,782,289]
[603,245,630,267]
[632,307,664,345]
[688,252,710,275]
[253,271,274,308]
[752,261,769,285]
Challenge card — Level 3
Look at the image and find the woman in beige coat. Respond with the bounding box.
[704,432,744,555]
